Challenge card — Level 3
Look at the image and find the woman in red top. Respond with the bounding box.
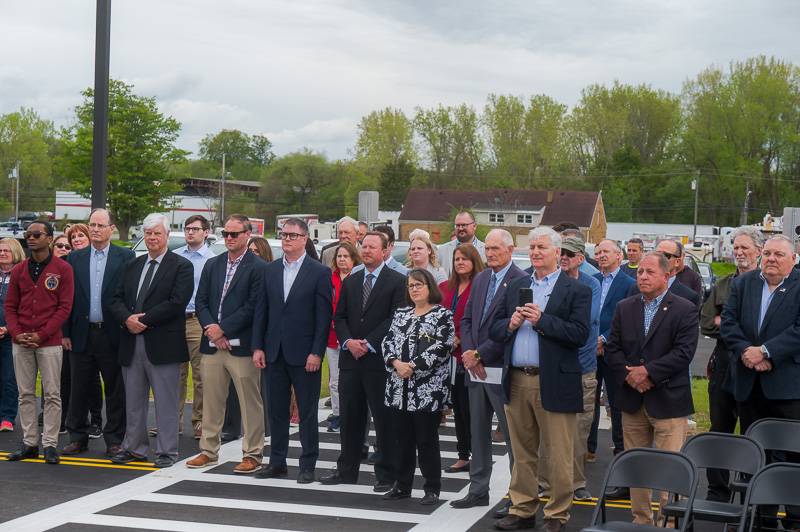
[438,243,484,473]
[326,242,361,432]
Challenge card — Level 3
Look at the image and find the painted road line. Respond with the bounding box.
[0,451,155,467]
[67,514,295,532]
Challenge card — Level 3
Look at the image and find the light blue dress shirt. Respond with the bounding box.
[511,269,562,367]
[580,261,600,276]
[89,244,110,323]
[577,271,601,373]
[599,266,620,310]
[177,243,216,313]
[758,273,786,331]
[642,290,667,336]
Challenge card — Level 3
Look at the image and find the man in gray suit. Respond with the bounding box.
[450,228,524,514]
[438,211,486,277]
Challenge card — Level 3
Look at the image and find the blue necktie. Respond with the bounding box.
[482,273,498,320]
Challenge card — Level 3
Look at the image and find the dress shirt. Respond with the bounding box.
[599,266,620,310]
[642,289,668,336]
[28,252,52,284]
[89,243,110,322]
[137,250,167,298]
[579,260,600,276]
[667,276,676,289]
[282,252,307,302]
[343,261,385,353]
[511,268,561,367]
[491,260,515,288]
[577,271,601,373]
[177,243,215,313]
[758,273,787,334]
[218,250,247,321]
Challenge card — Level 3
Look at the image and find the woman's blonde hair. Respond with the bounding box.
[407,234,440,268]
[0,237,25,264]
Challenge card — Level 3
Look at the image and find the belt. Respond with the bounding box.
[88,322,104,329]
[513,366,540,376]
[185,312,197,319]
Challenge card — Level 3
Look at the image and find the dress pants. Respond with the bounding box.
[392,409,442,494]
[326,346,340,416]
[121,337,181,458]
[13,344,62,448]
[0,338,18,423]
[451,364,471,461]
[622,407,688,525]
[337,367,394,484]
[178,316,203,429]
[67,327,126,447]
[505,370,576,523]
[467,380,514,497]
[56,352,103,431]
[589,355,623,453]
[267,353,321,471]
[199,349,263,462]
[706,350,738,501]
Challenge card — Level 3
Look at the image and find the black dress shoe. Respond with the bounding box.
[450,493,490,508]
[255,464,288,479]
[319,471,355,485]
[7,445,39,461]
[154,455,175,468]
[105,444,123,458]
[493,499,512,518]
[110,450,145,464]
[605,486,630,500]
[420,492,439,505]
[297,470,315,484]
[444,461,471,473]
[383,487,411,500]
[43,446,60,464]
[61,441,88,456]
[373,481,393,492]
[494,514,537,530]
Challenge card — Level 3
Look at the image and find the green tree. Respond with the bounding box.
[260,150,343,221]
[198,129,274,167]
[59,79,188,239]
[378,159,414,210]
[355,108,416,171]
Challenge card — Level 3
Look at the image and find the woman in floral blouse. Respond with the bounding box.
[382,268,455,506]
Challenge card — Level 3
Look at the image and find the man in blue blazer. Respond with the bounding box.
[589,239,635,462]
[490,227,591,532]
[186,214,265,474]
[252,218,332,484]
[62,209,134,457]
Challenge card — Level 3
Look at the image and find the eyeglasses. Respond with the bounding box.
[54,243,71,250]
[454,223,475,229]
[184,226,205,233]
[408,282,427,290]
[88,223,110,229]
[24,231,46,240]
[221,230,246,239]
[278,231,306,241]
[560,249,576,258]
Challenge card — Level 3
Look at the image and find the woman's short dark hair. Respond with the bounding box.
[334,241,362,267]
[447,243,485,291]
[407,268,442,306]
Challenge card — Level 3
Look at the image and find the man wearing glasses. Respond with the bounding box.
[61,209,134,458]
[438,211,486,277]
[252,218,332,483]
[174,215,215,440]
[5,221,74,464]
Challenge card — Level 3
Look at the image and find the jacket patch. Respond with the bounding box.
[44,273,60,291]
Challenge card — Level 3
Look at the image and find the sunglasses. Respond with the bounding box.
[221,230,246,239]
[560,249,576,258]
[24,231,46,240]
[54,243,72,250]
[662,252,679,260]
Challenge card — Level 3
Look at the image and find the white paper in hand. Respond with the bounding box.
[471,366,503,385]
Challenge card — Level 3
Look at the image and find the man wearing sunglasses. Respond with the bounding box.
[5,221,74,464]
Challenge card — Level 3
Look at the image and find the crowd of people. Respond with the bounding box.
[0,208,798,530]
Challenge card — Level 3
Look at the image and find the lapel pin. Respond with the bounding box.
[780,288,786,292]
[662,306,668,311]
[503,283,507,287]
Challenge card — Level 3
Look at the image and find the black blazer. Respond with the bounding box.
[252,255,332,365]
[721,269,800,401]
[196,251,264,357]
[490,271,591,413]
[65,244,135,353]
[334,265,406,372]
[605,291,698,419]
[629,278,700,308]
[110,251,194,366]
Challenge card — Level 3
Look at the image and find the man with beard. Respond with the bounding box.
[438,211,486,277]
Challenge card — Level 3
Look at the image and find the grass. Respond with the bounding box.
[691,377,710,432]
[711,261,736,277]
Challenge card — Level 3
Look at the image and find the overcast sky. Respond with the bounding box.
[1,0,798,160]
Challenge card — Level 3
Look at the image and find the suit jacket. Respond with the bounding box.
[676,267,704,301]
[196,251,264,357]
[594,270,636,341]
[252,255,332,365]
[721,269,800,401]
[461,264,526,388]
[629,277,700,308]
[334,265,406,372]
[489,271,591,412]
[605,292,698,418]
[65,244,135,353]
[110,251,194,366]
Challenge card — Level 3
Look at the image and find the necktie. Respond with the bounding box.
[482,273,498,320]
[135,259,157,312]
[362,273,374,309]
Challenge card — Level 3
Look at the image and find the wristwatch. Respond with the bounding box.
[760,345,770,358]
[473,350,481,361]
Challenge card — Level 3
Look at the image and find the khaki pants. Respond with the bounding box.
[13,344,62,448]
[505,370,576,523]
[622,407,688,525]
[178,316,203,429]
[199,349,264,461]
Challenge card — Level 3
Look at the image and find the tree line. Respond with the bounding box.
[1,55,798,238]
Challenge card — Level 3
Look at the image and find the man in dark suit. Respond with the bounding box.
[605,252,698,525]
[252,218,332,483]
[589,239,635,465]
[490,227,591,532]
[675,241,704,301]
[451,229,525,512]
[109,213,193,468]
[627,239,700,308]
[320,231,406,490]
[62,209,134,458]
[185,214,265,474]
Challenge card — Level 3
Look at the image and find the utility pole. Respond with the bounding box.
[691,171,699,242]
[7,162,19,222]
[740,179,751,226]
[220,153,226,224]
[91,0,112,209]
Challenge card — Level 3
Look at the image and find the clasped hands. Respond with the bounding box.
[625,365,654,393]
[347,338,370,359]
[508,303,542,331]
[125,313,148,335]
[462,349,486,380]
[15,331,41,348]
[742,346,772,372]
[392,359,414,379]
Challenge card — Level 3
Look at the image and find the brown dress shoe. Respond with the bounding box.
[542,519,566,532]
[186,453,218,469]
[494,515,537,530]
[62,441,88,455]
[233,456,262,474]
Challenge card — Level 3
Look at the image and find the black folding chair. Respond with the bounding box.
[732,418,800,496]
[661,432,764,528]
[582,448,698,532]
[737,463,800,532]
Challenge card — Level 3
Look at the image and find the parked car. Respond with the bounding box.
[697,262,715,299]
[132,232,217,257]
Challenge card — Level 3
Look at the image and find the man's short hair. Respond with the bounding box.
[89,208,115,226]
[599,238,622,253]
[29,220,54,236]
[358,221,369,230]
[455,210,476,223]
[645,252,670,273]
[184,214,210,231]
[364,231,388,249]
[486,228,514,247]
[142,213,169,233]
[766,234,795,250]
[373,225,396,244]
[282,217,309,235]
[337,216,358,233]
[627,238,644,248]
[225,214,252,232]
[529,226,562,248]
[731,226,765,249]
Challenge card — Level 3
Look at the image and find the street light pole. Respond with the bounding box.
[692,172,699,242]
[91,0,111,209]
[220,153,226,224]
[7,162,19,222]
